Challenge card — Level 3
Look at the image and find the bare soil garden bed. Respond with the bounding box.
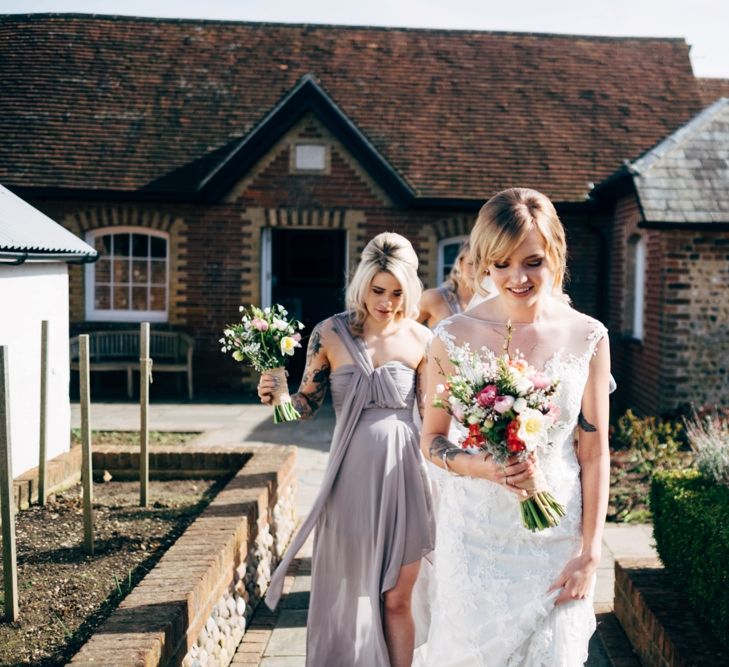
[0,475,231,666]
[608,447,693,523]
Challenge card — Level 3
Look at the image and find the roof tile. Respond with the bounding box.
[0,14,704,202]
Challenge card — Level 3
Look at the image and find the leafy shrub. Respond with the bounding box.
[611,409,684,472]
[651,470,729,650]
[684,411,729,486]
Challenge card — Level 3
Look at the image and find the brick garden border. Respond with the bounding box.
[38,443,299,666]
[614,556,728,667]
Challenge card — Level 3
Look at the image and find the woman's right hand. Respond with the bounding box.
[257,372,278,405]
[464,452,536,498]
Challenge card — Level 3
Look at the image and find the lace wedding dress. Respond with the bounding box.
[420,311,608,667]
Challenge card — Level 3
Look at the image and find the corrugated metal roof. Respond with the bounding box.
[0,184,96,256]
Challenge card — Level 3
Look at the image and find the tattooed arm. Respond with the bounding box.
[290,321,332,419]
[257,320,331,420]
[420,333,533,494]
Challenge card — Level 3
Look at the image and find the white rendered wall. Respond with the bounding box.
[0,262,71,477]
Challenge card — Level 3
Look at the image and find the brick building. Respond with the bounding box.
[0,14,725,407]
[594,98,729,415]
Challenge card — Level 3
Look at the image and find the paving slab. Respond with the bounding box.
[77,401,650,665]
[259,658,306,667]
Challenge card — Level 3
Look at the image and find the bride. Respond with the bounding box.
[419,188,610,666]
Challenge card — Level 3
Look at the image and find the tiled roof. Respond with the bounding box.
[628,97,729,225]
[697,78,729,106]
[0,14,705,202]
[0,184,97,257]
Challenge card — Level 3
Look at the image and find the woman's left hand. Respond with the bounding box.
[547,553,599,606]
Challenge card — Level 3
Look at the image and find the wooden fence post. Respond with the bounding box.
[0,345,19,621]
[38,320,49,506]
[79,335,94,555]
[140,323,150,507]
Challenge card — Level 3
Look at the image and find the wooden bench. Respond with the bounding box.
[70,330,194,399]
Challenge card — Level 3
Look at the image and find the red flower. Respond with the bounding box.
[506,419,526,453]
[476,384,498,408]
[463,423,485,448]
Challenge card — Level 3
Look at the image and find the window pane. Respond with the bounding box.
[115,233,130,257]
[132,260,148,283]
[94,286,110,309]
[113,258,130,283]
[95,259,111,282]
[113,285,130,310]
[150,236,166,258]
[295,144,326,171]
[132,233,149,258]
[150,286,166,311]
[132,286,148,311]
[94,235,112,255]
[150,260,166,284]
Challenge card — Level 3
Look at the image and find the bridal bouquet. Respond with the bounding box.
[220,304,304,423]
[433,324,566,531]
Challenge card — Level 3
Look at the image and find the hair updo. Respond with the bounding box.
[345,232,422,334]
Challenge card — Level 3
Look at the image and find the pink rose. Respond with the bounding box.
[529,372,552,390]
[547,403,561,419]
[293,333,302,342]
[476,384,498,408]
[493,395,515,414]
[252,318,269,331]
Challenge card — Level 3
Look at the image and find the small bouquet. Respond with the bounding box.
[433,323,566,531]
[221,304,304,423]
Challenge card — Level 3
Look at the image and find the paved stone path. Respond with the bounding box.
[73,401,653,665]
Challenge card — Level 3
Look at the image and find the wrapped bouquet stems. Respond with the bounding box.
[220,304,304,423]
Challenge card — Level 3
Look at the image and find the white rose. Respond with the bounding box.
[513,397,528,413]
[517,408,548,447]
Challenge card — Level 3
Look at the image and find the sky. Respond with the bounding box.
[2,0,728,78]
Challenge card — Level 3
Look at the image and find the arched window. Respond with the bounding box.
[437,235,469,285]
[85,228,169,322]
[625,235,645,340]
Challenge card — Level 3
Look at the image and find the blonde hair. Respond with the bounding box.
[345,232,422,334]
[470,188,567,297]
[443,240,471,292]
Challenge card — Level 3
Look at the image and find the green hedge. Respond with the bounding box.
[651,470,729,650]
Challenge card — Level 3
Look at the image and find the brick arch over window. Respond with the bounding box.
[420,214,475,287]
[62,207,187,324]
[85,227,170,322]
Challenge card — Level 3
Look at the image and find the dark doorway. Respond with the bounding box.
[271,228,347,387]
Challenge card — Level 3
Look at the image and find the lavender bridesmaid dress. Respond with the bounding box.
[265,312,435,666]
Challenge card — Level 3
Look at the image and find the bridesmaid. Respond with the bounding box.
[258,232,434,667]
[418,241,475,328]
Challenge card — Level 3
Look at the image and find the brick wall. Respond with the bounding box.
[607,192,729,414]
[659,230,729,411]
[607,193,664,414]
[33,118,607,394]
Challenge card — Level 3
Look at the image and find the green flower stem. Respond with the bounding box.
[273,399,301,424]
[520,491,565,531]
